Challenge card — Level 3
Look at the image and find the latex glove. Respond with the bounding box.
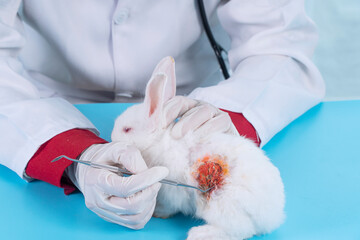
[73,142,169,229]
[162,96,239,139]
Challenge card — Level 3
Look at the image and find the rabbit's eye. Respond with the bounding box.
[123,127,132,133]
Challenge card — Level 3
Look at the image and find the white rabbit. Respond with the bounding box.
[111,57,285,240]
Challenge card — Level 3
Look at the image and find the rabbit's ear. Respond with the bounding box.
[144,73,168,119]
[151,56,176,100]
[144,56,177,120]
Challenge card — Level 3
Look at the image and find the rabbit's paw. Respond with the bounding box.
[187,225,233,240]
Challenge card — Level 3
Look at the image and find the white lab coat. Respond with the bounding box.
[0,0,325,180]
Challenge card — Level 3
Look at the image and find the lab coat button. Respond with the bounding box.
[114,9,129,24]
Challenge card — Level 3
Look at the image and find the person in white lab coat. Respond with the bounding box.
[0,0,324,229]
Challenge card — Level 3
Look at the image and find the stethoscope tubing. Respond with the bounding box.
[196,0,230,80]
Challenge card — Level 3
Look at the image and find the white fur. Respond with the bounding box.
[111,57,285,239]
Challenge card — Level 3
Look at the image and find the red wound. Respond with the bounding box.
[192,155,229,199]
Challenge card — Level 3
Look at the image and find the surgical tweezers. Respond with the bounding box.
[52,155,213,193]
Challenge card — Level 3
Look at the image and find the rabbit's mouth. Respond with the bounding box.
[191,154,229,200]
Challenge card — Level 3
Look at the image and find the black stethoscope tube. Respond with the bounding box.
[196,0,230,79]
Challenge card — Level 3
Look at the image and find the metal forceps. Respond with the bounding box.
[52,155,213,193]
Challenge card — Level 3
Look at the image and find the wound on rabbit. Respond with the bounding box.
[192,154,229,199]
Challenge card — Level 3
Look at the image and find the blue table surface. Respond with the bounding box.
[1,101,359,239]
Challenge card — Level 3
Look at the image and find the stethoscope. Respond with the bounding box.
[196,0,230,80]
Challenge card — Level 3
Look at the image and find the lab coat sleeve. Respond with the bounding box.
[0,0,98,179]
[188,0,325,146]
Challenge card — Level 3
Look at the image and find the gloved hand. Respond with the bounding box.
[162,96,239,139]
[71,142,169,229]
